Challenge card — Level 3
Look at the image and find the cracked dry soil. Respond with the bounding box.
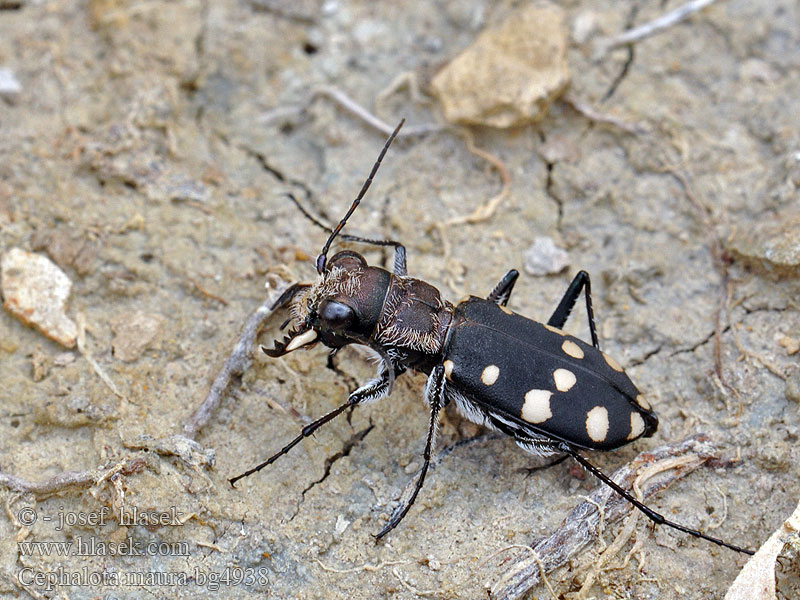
[1,1,799,599]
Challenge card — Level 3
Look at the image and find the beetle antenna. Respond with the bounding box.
[315,118,405,273]
[287,191,406,255]
[286,192,331,233]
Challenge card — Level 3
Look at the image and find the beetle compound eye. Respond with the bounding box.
[318,300,354,331]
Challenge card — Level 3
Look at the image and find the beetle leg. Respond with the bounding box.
[547,270,600,349]
[391,243,407,276]
[559,443,754,555]
[229,396,359,486]
[375,363,445,539]
[521,453,569,477]
[348,361,404,405]
[341,238,406,275]
[285,191,408,275]
[487,269,519,306]
[230,362,400,487]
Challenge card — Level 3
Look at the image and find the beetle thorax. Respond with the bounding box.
[372,275,454,370]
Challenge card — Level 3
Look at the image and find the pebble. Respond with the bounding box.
[53,351,76,366]
[334,514,350,535]
[1,248,78,347]
[727,207,800,276]
[778,334,800,356]
[571,11,600,44]
[31,347,51,382]
[110,310,166,361]
[786,371,800,404]
[431,3,570,128]
[523,237,570,276]
[0,67,21,104]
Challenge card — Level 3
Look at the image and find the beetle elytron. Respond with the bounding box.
[230,120,752,555]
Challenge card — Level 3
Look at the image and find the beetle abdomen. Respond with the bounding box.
[443,298,657,450]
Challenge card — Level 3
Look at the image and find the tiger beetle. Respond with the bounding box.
[230,119,754,556]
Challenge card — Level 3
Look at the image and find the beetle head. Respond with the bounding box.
[263,250,390,357]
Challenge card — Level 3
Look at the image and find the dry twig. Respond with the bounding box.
[0,457,146,495]
[562,93,647,135]
[183,284,288,438]
[189,277,229,306]
[490,434,736,600]
[260,84,511,231]
[596,0,721,54]
[312,85,444,137]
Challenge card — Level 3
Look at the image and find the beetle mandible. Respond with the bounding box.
[230,120,753,555]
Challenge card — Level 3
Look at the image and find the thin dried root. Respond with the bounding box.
[0,457,146,496]
[445,128,511,227]
[595,0,721,55]
[315,558,408,574]
[312,85,444,137]
[189,278,229,306]
[562,93,647,135]
[490,434,728,600]
[76,313,126,400]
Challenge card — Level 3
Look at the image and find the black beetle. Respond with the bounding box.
[230,120,752,554]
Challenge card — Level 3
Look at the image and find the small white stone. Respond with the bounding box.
[334,514,350,535]
[524,237,570,276]
[53,352,76,366]
[110,311,166,362]
[571,11,600,44]
[0,67,21,104]
[1,248,77,347]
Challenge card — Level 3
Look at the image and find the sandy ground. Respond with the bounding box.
[1,1,799,598]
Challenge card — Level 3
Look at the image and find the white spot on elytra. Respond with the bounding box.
[561,339,584,359]
[585,406,609,443]
[553,368,577,392]
[628,412,646,440]
[443,360,454,379]
[521,390,552,423]
[635,394,651,410]
[481,364,500,385]
[603,352,624,372]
